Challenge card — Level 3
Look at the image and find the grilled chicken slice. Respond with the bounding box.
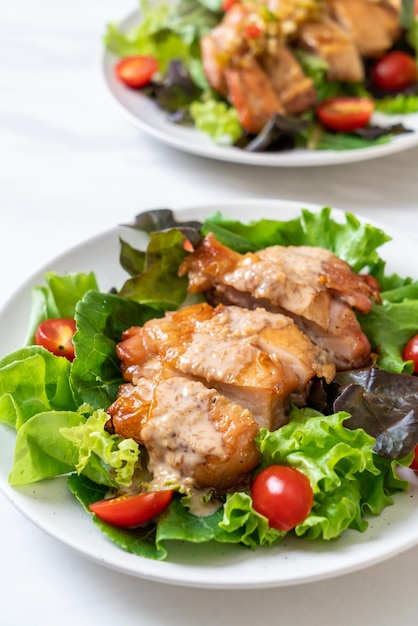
[260,44,317,115]
[115,302,335,430]
[328,0,402,58]
[297,15,365,82]
[225,57,285,134]
[200,3,316,133]
[200,3,253,96]
[107,376,261,495]
[179,234,378,370]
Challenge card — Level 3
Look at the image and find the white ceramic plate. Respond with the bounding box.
[1,199,418,589]
[102,11,418,167]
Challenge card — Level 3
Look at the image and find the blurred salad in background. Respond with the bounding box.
[104,0,418,152]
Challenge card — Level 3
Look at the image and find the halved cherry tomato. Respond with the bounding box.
[35,317,77,361]
[410,445,418,471]
[115,55,159,89]
[251,465,313,531]
[316,97,374,132]
[89,490,174,528]
[371,51,417,92]
[402,334,418,373]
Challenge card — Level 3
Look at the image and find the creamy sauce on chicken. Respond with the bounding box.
[179,332,263,382]
[142,378,226,466]
[140,378,227,510]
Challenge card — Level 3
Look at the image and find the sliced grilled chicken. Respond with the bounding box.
[328,0,402,58]
[200,3,253,96]
[107,375,261,495]
[296,15,365,82]
[260,44,317,115]
[115,302,335,430]
[179,234,378,370]
[225,56,285,134]
[107,300,336,498]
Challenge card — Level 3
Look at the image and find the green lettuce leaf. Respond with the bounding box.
[0,347,76,429]
[71,290,161,409]
[374,94,418,114]
[201,207,390,273]
[60,410,140,487]
[358,280,418,373]
[8,408,141,488]
[9,410,87,485]
[25,271,98,345]
[69,473,168,560]
[104,0,221,74]
[190,98,243,145]
[256,407,409,540]
[117,228,190,308]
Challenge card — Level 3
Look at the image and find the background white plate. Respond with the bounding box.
[102,11,418,167]
[1,199,418,589]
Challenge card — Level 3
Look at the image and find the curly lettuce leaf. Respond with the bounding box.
[8,408,141,488]
[201,207,390,273]
[60,409,140,487]
[190,98,243,145]
[256,407,409,540]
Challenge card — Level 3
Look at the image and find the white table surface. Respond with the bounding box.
[1,1,418,624]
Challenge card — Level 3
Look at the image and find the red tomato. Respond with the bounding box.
[371,51,417,92]
[115,56,159,89]
[35,318,77,361]
[89,490,174,528]
[402,334,418,373]
[410,445,418,471]
[316,97,374,132]
[222,0,238,10]
[243,23,262,38]
[251,465,314,531]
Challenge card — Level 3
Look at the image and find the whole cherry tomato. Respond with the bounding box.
[371,51,417,92]
[115,55,158,89]
[402,334,418,373]
[410,445,418,471]
[316,97,374,132]
[251,465,314,531]
[35,317,77,361]
[89,490,174,527]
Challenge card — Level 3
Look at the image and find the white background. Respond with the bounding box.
[1,2,418,624]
